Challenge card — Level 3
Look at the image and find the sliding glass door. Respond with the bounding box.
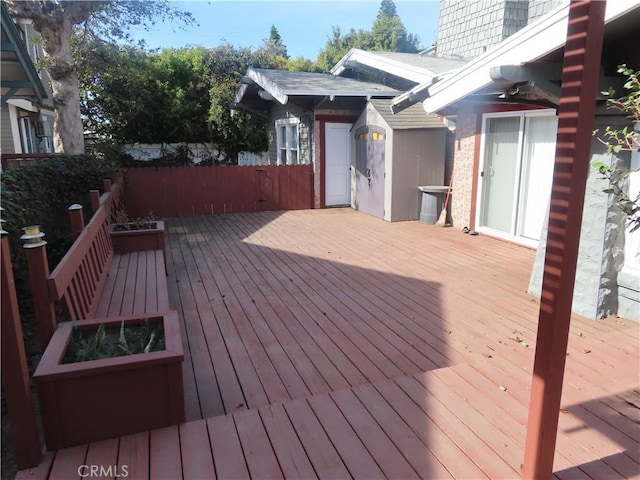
[478,111,557,246]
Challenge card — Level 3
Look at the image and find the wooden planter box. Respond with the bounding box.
[33,311,184,450]
[108,220,165,255]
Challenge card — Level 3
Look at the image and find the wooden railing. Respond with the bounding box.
[90,174,125,224]
[48,206,113,321]
[1,153,57,170]
[25,176,124,345]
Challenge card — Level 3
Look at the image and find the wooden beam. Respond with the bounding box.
[522,1,606,479]
[1,234,42,468]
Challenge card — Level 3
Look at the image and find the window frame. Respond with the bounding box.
[275,118,300,165]
[476,109,558,247]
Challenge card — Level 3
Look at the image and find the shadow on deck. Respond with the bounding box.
[16,209,640,479]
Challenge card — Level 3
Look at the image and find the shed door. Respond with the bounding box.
[355,126,385,219]
[325,123,351,206]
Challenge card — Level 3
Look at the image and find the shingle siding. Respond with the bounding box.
[267,103,312,165]
[436,0,563,60]
[1,105,16,154]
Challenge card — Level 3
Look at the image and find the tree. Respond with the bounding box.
[82,45,213,144]
[261,25,288,59]
[206,44,272,162]
[316,26,373,72]
[81,42,272,163]
[4,1,193,154]
[371,0,420,52]
[316,0,420,71]
[378,0,398,17]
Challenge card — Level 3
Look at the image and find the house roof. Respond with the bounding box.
[369,99,444,130]
[408,0,640,115]
[1,2,47,104]
[332,49,467,84]
[234,67,399,114]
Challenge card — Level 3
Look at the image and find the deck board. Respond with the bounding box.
[22,210,639,480]
[149,426,181,480]
[179,421,215,480]
[117,432,149,480]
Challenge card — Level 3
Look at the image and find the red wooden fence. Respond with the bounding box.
[1,153,57,170]
[123,165,314,218]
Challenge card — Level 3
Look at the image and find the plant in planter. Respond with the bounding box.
[63,318,165,363]
[108,210,166,256]
[33,311,184,450]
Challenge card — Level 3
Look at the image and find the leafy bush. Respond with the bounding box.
[1,154,117,260]
[0,154,117,350]
[593,65,639,232]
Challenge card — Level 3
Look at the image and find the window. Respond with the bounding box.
[19,117,35,153]
[276,119,299,165]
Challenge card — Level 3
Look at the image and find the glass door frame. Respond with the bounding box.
[475,109,557,247]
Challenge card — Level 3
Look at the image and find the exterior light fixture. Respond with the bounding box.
[0,207,6,235]
[21,225,46,248]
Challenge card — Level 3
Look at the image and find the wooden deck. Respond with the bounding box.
[18,209,640,479]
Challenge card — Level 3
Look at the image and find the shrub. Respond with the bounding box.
[1,154,117,353]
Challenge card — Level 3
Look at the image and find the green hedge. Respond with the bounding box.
[2,155,116,258]
[1,154,117,348]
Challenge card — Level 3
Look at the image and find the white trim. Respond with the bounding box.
[475,109,557,248]
[7,104,23,153]
[422,0,640,114]
[275,118,299,165]
[6,98,38,112]
[247,68,289,105]
[331,48,435,83]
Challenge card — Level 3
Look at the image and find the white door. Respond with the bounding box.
[325,122,351,206]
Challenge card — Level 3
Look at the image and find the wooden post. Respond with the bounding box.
[68,204,85,239]
[22,225,57,350]
[90,189,101,212]
[103,178,112,193]
[1,231,42,468]
[522,2,606,478]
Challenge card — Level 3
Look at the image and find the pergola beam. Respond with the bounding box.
[522,1,606,478]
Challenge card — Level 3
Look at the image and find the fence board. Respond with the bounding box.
[123,165,314,218]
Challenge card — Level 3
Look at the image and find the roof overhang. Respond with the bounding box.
[419,0,639,114]
[232,67,399,118]
[1,2,47,105]
[331,48,436,84]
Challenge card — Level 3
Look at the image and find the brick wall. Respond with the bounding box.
[451,106,478,228]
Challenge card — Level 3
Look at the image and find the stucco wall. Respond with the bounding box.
[529,117,635,320]
[450,106,478,228]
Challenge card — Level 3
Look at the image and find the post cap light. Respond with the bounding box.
[0,207,6,236]
[68,204,83,211]
[21,225,46,248]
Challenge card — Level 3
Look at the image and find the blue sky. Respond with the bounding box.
[128,1,441,60]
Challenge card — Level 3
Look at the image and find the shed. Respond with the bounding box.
[351,99,448,222]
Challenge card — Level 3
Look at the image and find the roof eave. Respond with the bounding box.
[331,48,435,83]
[422,0,639,114]
[1,3,47,104]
